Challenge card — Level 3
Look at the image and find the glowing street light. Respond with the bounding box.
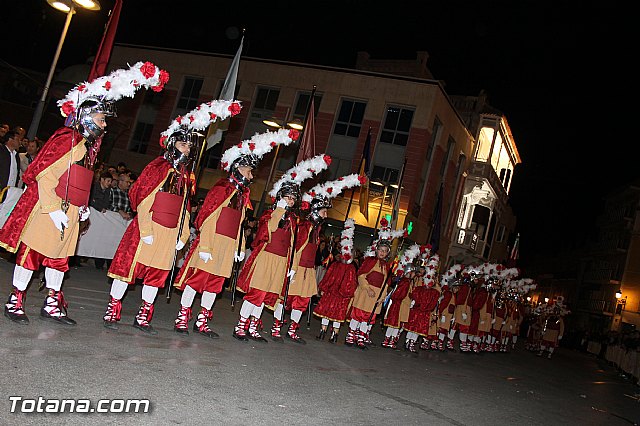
[27,0,101,140]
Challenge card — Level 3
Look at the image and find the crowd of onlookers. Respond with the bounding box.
[0,123,43,190]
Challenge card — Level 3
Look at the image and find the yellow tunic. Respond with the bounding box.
[478,296,493,333]
[288,229,318,299]
[175,191,245,287]
[245,207,291,294]
[20,142,86,258]
[351,260,388,314]
[135,185,191,270]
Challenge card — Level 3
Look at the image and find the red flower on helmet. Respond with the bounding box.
[380,218,389,227]
[188,115,195,123]
[270,141,276,147]
[104,81,111,91]
[158,69,170,85]
[77,84,86,92]
[159,135,168,148]
[310,191,316,197]
[326,187,333,194]
[61,101,75,117]
[323,155,332,165]
[176,116,183,124]
[301,201,310,210]
[229,102,241,116]
[221,161,228,169]
[288,129,300,140]
[140,62,156,79]
[290,172,297,179]
[209,112,217,120]
[358,175,367,185]
[249,143,256,151]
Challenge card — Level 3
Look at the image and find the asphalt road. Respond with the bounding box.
[0,256,639,425]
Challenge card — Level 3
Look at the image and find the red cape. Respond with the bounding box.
[108,157,172,279]
[0,127,84,252]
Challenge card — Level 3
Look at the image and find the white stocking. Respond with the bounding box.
[110,279,128,300]
[44,268,64,291]
[12,265,33,291]
[141,285,158,304]
[201,291,216,310]
[180,285,196,308]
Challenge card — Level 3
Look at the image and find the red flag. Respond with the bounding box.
[295,97,315,163]
[88,0,123,82]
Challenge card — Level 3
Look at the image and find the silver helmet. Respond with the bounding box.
[230,153,259,188]
[74,96,116,143]
[308,195,331,225]
[164,126,197,168]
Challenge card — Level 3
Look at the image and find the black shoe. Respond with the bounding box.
[233,330,249,341]
[133,320,157,335]
[287,334,306,345]
[271,334,284,342]
[316,329,326,340]
[174,326,189,335]
[40,308,76,326]
[329,332,338,343]
[357,343,369,350]
[103,320,118,330]
[193,323,219,339]
[4,306,29,325]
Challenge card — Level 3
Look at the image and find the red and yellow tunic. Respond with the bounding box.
[0,127,91,261]
[286,219,320,299]
[541,317,564,348]
[382,276,411,328]
[453,283,473,333]
[237,207,295,298]
[404,284,440,337]
[349,256,389,322]
[437,287,455,333]
[108,157,190,287]
[174,178,249,293]
[469,287,488,335]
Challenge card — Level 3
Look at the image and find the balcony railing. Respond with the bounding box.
[576,299,615,314]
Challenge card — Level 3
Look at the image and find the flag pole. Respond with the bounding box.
[345,126,371,220]
[294,85,317,162]
[390,156,407,230]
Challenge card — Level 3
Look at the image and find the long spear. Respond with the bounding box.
[166,134,206,302]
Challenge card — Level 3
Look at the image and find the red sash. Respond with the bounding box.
[299,242,317,268]
[264,228,290,257]
[150,192,182,228]
[54,164,93,207]
[366,270,385,288]
[215,207,241,238]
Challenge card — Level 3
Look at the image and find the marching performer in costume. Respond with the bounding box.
[437,264,461,351]
[104,100,241,334]
[313,218,358,343]
[381,244,422,349]
[404,253,441,353]
[1,61,168,325]
[448,265,479,352]
[172,128,298,338]
[345,218,402,350]
[536,297,568,359]
[271,173,363,343]
[233,154,331,342]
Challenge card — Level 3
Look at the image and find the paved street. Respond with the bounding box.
[0,256,639,426]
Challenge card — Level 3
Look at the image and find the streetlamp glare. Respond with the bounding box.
[615,291,623,299]
[73,0,101,10]
[262,117,282,129]
[287,118,304,130]
[49,1,72,12]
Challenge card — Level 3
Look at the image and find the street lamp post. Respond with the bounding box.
[27,0,101,140]
[255,107,304,215]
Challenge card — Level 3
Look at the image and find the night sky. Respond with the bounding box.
[1,0,634,266]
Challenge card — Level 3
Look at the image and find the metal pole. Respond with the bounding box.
[27,8,75,140]
[255,107,290,215]
[374,185,388,229]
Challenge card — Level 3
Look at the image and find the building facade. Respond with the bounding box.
[103,44,507,259]
[446,92,521,266]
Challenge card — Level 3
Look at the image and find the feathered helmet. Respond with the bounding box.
[338,218,356,264]
[416,244,433,271]
[58,61,169,144]
[534,295,569,317]
[301,173,366,225]
[364,217,405,257]
[396,244,421,276]
[440,263,463,289]
[159,100,242,168]
[220,128,300,188]
[423,254,440,287]
[269,154,332,206]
